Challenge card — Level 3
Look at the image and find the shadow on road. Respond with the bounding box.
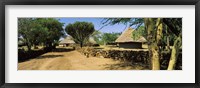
[51,48,75,52]
[103,62,149,70]
[18,47,74,63]
[36,55,64,59]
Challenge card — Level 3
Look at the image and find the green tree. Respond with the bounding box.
[65,21,95,47]
[101,33,120,45]
[91,30,103,45]
[29,22,48,49]
[18,18,64,51]
[163,18,182,70]
[18,18,31,51]
[102,18,182,70]
[144,18,163,70]
[18,18,41,51]
[132,26,147,40]
[36,18,64,49]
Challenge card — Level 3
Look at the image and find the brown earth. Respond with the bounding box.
[18,49,149,70]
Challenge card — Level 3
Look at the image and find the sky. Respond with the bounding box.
[57,18,131,34]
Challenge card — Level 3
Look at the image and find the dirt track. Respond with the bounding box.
[18,49,148,70]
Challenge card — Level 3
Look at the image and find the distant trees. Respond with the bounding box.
[91,30,102,45]
[101,33,120,45]
[65,21,95,47]
[90,30,121,45]
[132,26,147,40]
[18,18,64,51]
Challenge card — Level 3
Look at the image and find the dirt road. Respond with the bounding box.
[18,49,148,70]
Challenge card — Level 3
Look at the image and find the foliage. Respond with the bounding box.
[102,18,182,70]
[101,18,144,29]
[65,21,95,47]
[101,32,120,45]
[35,18,64,47]
[132,26,147,40]
[90,31,121,45]
[18,18,64,51]
[91,30,103,45]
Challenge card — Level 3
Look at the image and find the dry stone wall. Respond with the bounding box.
[77,47,182,70]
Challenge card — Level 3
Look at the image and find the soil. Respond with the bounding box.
[18,49,149,70]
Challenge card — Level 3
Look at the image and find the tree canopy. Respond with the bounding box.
[18,18,64,51]
[101,18,182,70]
[65,21,95,47]
[101,32,120,45]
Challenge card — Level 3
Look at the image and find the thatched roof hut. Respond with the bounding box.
[59,36,75,46]
[115,28,147,49]
[85,37,99,46]
[89,37,97,44]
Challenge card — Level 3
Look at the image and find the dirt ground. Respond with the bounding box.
[18,48,149,70]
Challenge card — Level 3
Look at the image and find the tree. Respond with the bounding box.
[18,18,46,51]
[91,31,121,45]
[65,21,95,47]
[144,18,163,70]
[18,18,64,51]
[101,33,120,45]
[29,23,48,49]
[35,18,64,49]
[102,18,182,70]
[132,26,147,40]
[91,30,103,45]
[18,18,32,51]
[163,18,182,70]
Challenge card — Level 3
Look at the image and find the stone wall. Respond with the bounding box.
[77,47,182,70]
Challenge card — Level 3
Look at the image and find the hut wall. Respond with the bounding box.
[118,42,142,49]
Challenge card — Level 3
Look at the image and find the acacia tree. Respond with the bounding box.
[144,18,163,70]
[65,21,95,47]
[18,18,64,51]
[163,18,182,70]
[18,18,48,51]
[18,18,34,51]
[102,18,182,70]
[36,18,64,49]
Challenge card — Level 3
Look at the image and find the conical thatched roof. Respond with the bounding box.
[115,28,147,43]
[85,37,97,45]
[137,36,147,42]
[60,36,75,44]
[88,37,97,44]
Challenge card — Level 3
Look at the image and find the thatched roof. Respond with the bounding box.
[86,37,97,44]
[60,36,75,44]
[115,28,147,43]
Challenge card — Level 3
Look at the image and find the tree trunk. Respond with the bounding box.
[80,42,83,48]
[156,18,163,46]
[34,44,37,49]
[145,18,161,70]
[166,35,170,51]
[27,43,31,51]
[167,35,182,70]
[165,25,170,51]
[151,45,160,70]
[25,38,31,51]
